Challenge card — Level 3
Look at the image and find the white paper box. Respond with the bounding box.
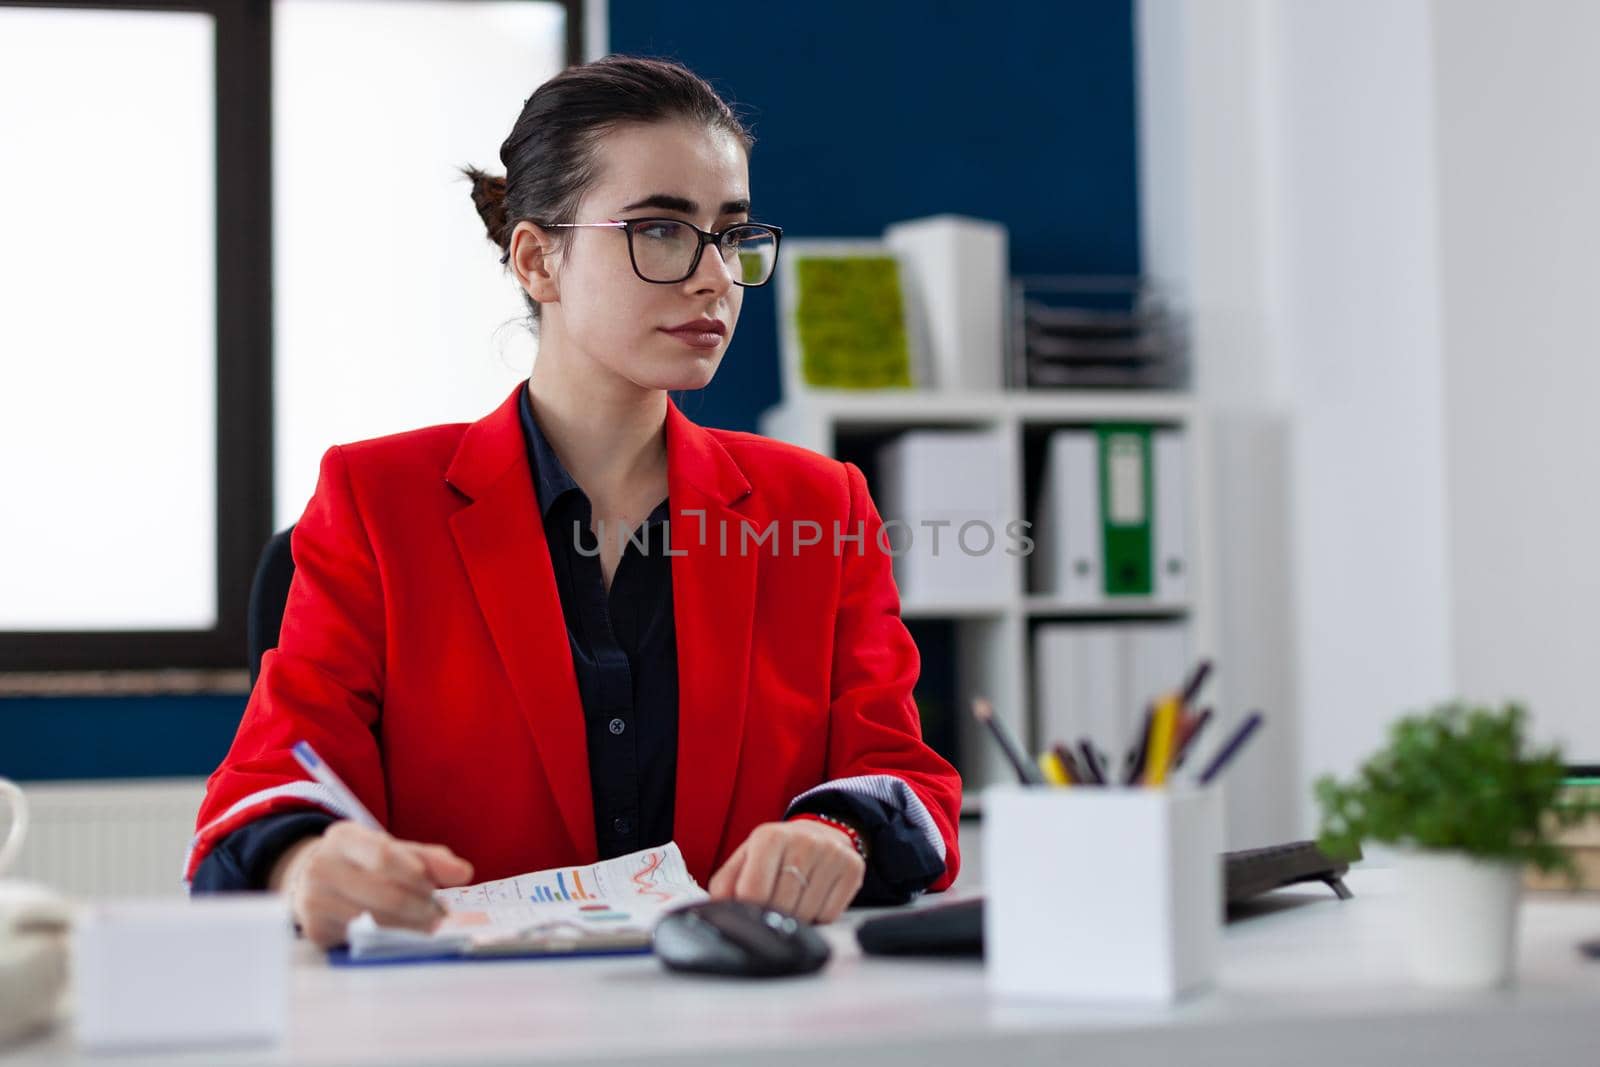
[74,894,291,1050]
[984,785,1223,1002]
[884,215,1008,391]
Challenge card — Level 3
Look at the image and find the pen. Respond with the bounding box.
[291,740,383,831]
[1124,703,1155,785]
[1196,711,1265,786]
[1077,739,1107,785]
[1180,658,1213,709]
[971,698,1045,786]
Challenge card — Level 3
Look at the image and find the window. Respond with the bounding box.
[0,0,580,672]
[273,0,562,525]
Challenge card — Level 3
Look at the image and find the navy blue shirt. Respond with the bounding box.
[517,386,678,859]
[192,388,945,903]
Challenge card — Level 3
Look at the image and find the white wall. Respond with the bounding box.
[1139,0,1600,845]
[1432,0,1600,762]
[1272,0,1457,794]
[1137,0,1303,847]
[1138,0,1482,840]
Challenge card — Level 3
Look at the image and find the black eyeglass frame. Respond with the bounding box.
[505,216,784,287]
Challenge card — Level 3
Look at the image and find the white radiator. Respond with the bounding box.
[6,779,206,899]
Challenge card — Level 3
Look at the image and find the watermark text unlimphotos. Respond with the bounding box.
[568,511,1036,559]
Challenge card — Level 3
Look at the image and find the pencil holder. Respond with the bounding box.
[983,784,1223,1002]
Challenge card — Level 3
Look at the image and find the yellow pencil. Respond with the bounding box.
[1142,692,1181,786]
[1037,750,1072,787]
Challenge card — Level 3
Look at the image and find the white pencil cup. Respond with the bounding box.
[984,784,1224,1002]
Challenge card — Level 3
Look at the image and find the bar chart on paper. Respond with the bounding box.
[436,845,700,909]
[343,843,709,960]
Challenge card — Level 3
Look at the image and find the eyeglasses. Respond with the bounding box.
[533,216,783,287]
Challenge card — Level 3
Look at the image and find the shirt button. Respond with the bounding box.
[608,718,626,736]
[613,817,632,835]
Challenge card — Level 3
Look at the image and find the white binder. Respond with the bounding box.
[1034,624,1121,759]
[1032,430,1101,603]
[1152,429,1189,603]
[875,430,1010,605]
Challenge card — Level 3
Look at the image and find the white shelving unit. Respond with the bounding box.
[759,388,1218,811]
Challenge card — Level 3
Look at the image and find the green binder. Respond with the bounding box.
[1096,424,1154,596]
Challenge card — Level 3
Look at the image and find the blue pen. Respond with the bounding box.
[291,740,383,831]
[1196,711,1264,786]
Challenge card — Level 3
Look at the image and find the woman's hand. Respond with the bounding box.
[268,821,474,949]
[707,819,865,924]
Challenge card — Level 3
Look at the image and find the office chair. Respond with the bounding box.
[247,526,296,686]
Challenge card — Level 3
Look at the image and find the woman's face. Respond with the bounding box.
[526,120,751,393]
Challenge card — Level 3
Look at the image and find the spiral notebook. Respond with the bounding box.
[330,842,708,965]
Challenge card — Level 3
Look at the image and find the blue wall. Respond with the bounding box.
[0,694,243,782]
[613,0,1142,432]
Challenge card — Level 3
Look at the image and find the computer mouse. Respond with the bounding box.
[653,899,831,978]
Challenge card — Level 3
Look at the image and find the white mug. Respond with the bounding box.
[0,777,27,876]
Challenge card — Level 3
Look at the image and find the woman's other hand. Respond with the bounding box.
[707,819,865,924]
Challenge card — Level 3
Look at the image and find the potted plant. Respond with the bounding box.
[1314,700,1593,989]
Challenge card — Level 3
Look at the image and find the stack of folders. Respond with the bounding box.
[1032,426,1187,604]
[1033,622,1191,771]
[875,430,1012,606]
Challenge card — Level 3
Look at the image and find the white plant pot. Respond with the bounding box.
[1393,847,1523,989]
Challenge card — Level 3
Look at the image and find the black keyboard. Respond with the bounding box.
[856,840,1356,958]
[1225,840,1355,904]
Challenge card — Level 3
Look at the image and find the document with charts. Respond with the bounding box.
[343,842,708,961]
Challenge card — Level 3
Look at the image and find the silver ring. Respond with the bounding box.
[779,864,808,889]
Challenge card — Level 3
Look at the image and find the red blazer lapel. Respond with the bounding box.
[664,399,759,882]
[444,386,597,861]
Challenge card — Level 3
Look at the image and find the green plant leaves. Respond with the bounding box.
[1313,700,1594,879]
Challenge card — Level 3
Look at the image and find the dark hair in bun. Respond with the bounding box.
[461,55,754,328]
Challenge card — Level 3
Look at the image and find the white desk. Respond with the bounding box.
[9,853,1600,1066]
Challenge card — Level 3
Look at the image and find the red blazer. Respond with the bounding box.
[188,385,963,890]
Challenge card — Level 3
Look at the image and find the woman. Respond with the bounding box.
[188,56,961,948]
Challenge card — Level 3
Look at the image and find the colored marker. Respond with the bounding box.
[1143,693,1181,786]
[1197,711,1265,785]
[972,698,1045,786]
[1174,706,1214,769]
[1180,659,1214,709]
[1077,739,1108,785]
[1125,703,1156,785]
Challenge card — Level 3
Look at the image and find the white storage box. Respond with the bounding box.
[883,214,1009,391]
[74,894,291,1050]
